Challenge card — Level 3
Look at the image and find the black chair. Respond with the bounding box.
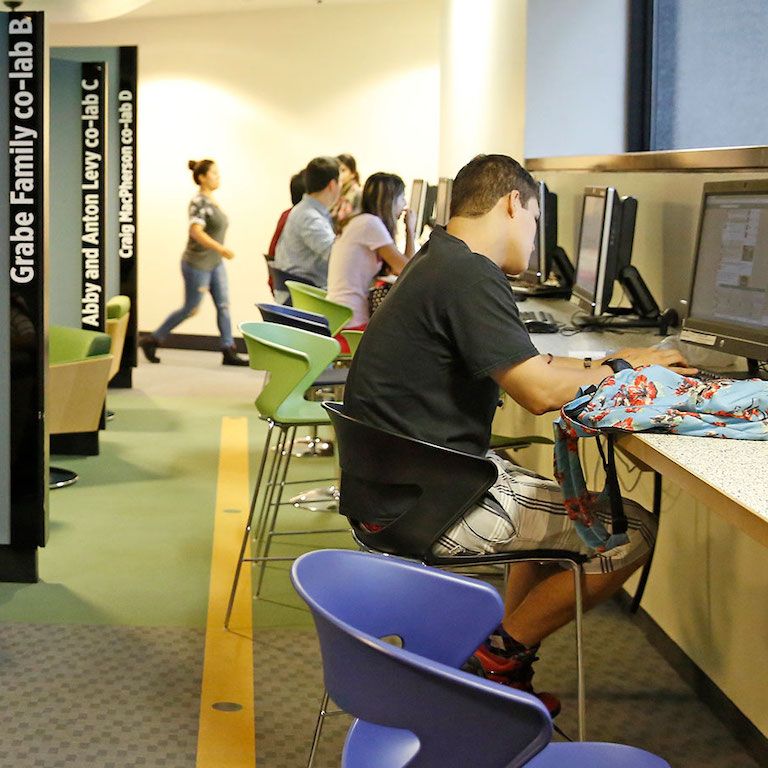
[311,401,589,761]
[267,263,314,306]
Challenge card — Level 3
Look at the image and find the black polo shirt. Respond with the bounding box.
[344,226,539,456]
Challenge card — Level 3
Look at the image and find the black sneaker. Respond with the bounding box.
[139,334,161,364]
[222,346,249,366]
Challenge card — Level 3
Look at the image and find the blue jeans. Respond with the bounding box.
[154,260,234,347]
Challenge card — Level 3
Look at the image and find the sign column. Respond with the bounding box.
[113,46,137,387]
[3,10,46,582]
[80,62,105,333]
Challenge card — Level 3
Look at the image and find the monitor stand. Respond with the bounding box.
[575,307,679,336]
[574,265,678,336]
[508,246,574,299]
[746,358,766,379]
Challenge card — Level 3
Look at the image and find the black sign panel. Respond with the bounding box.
[113,46,137,385]
[80,62,105,332]
[7,11,47,558]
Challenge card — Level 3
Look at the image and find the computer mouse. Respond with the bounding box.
[525,321,558,334]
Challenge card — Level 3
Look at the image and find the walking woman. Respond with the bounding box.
[140,159,247,366]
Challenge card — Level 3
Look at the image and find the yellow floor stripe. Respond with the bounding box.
[196,416,256,768]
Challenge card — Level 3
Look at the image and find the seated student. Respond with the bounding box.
[343,154,695,716]
[330,153,363,232]
[274,156,339,288]
[267,171,306,260]
[326,172,416,330]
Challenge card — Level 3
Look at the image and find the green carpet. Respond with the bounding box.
[0,389,255,628]
[0,380,352,631]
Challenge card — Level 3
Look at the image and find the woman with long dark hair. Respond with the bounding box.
[140,159,247,366]
[326,172,415,329]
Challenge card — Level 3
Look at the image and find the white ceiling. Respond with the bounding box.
[12,0,397,24]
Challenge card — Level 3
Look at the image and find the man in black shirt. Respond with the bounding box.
[344,155,692,714]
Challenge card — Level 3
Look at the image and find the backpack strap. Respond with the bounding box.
[595,433,628,537]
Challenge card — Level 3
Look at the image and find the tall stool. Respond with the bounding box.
[224,322,347,629]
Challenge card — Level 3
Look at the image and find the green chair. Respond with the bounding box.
[285,281,353,337]
[224,321,348,628]
[48,325,113,486]
[339,329,364,357]
[105,295,131,382]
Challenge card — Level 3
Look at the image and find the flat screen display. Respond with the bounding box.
[574,193,606,300]
[409,179,427,235]
[689,193,768,332]
[434,178,452,227]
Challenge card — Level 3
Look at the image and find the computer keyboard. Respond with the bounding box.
[519,310,559,334]
[688,369,753,382]
[519,310,556,324]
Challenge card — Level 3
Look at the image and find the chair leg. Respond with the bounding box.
[255,426,298,597]
[254,425,291,547]
[306,689,330,768]
[224,421,276,629]
[569,560,586,742]
[631,471,662,614]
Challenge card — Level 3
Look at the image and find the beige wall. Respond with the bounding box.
[439,0,527,174]
[534,168,768,317]
[50,0,442,337]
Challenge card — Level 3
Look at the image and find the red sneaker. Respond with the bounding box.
[471,644,561,718]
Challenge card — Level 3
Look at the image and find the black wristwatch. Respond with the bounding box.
[603,358,633,374]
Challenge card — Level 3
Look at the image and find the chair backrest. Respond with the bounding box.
[339,328,364,356]
[239,321,340,421]
[291,549,552,768]
[285,280,353,336]
[267,264,314,305]
[106,295,131,380]
[49,325,112,365]
[256,302,331,336]
[323,402,497,561]
[106,295,130,320]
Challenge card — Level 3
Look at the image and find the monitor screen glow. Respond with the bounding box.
[688,193,768,333]
[434,178,452,227]
[409,179,427,236]
[574,193,606,301]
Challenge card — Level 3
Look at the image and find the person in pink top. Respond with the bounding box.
[326,172,416,329]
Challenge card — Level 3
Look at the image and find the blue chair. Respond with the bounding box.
[291,549,671,768]
[257,302,332,336]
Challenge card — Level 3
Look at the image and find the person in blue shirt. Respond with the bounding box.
[274,156,340,289]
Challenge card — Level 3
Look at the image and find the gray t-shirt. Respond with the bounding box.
[182,194,229,271]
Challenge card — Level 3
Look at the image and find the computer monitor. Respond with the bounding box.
[681,179,768,368]
[433,177,453,227]
[409,179,428,237]
[521,181,558,284]
[423,184,437,231]
[571,186,637,316]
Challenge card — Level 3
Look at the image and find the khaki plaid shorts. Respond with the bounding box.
[432,453,657,575]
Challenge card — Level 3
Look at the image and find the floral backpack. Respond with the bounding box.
[553,365,768,556]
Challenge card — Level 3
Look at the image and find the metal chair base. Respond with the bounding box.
[224,420,342,628]
[49,466,79,489]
